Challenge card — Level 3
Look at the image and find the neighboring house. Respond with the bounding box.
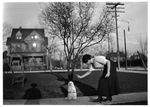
[130,54,140,60]
[6,27,48,71]
[106,52,125,62]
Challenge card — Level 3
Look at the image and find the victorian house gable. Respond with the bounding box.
[7,27,48,54]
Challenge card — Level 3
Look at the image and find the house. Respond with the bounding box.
[6,27,48,71]
[106,52,125,62]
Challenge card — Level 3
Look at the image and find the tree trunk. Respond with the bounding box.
[68,73,73,81]
[67,59,75,82]
[49,54,53,72]
[68,60,76,81]
[67,59,71,81]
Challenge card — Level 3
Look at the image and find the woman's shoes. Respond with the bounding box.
[103,96,112,102]
[93,96,112,103]
[93,97,102,103]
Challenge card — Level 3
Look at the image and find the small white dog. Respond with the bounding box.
[66,81,77,100]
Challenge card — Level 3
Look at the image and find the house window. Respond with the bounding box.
[35,35,38,39]
[16,36,22,39]
[17,44,21,47]
[33,43,37,47]
[31,35,38,39]
[16,31,22,39]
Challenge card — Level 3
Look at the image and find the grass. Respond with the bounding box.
[3,70,147,99]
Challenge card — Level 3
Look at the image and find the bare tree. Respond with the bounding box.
[3,22,12,51]
[45,36,59,72]
[39,2,115,81]
[138,36,147,57]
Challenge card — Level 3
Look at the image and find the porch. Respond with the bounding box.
[8,52,48,71]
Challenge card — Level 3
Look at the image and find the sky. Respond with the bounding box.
[2,1,148,54]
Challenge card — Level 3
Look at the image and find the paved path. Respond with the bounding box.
[3,92,147,105]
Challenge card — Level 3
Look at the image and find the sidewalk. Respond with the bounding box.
[117,67,147,74]
[4,67,147,74]
[3,92,147,105]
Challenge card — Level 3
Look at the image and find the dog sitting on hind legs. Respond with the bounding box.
[65,81,77,100]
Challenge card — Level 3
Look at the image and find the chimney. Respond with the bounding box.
[19,26,22,30]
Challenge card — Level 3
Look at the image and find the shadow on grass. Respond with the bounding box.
[53,73,97,97]
[74,81,97,96]
[60,86,68,97]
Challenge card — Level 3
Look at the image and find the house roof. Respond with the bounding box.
[6,28,48,45]
[106,52,125,58]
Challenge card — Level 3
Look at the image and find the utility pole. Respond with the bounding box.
[108,34,110,52]
[123,30,127,70]
[118,20,129,70]
[106,2,124,69]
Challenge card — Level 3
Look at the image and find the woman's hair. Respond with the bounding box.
[82,54,92,63]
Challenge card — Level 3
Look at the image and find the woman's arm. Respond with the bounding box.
[76,64,94,79]
[105,60,111,78]
[76,70,92,79]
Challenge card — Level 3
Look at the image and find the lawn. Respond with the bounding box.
[3,70,147,99]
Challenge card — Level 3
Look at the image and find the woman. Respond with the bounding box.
[76,54,120,103]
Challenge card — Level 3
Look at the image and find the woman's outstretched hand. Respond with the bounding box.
[76,74,82,79]
[105,72,110,78]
